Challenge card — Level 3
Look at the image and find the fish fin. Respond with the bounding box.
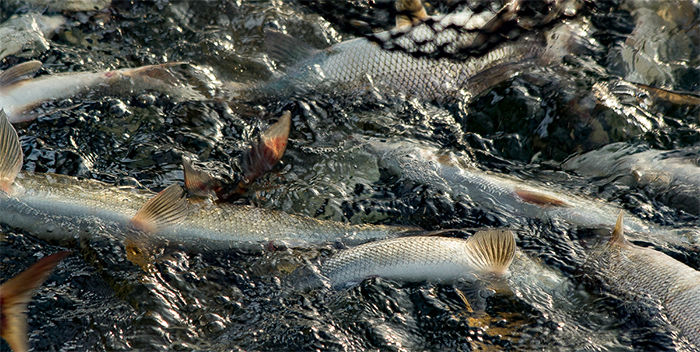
[182,156,222,197]
[396,0,428,28]
[0,109,23,193]
[465,230,516,275]
[0,251,70,352]
[0,60,42,87]
[242,111,292,182]
[514,188,568,207]
[609,211,630,247]
[264,30,319,66]
[131,184,188,233]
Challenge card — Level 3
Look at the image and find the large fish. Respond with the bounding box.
[584,212,700,347]
[0,60,206,123]
[361,136,700,248]
[0,110,414,251]
[563,142,700,215]
[236,0,544,102]
[0,251,71,352]
[320,229,515,289]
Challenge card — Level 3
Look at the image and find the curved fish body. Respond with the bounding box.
[585,213,700,347]
[2,171,413,251]
[363,136,699,247]
[0,61,205,123]
[251,8,542,102]
[563,142,700,215]
[321,230,515,288]
[0,110,414,250]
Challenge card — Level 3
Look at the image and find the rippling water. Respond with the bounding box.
[1,0,699,351]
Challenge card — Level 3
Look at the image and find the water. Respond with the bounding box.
[1,0,699,351]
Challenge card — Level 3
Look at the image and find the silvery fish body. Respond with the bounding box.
[563,142,700,215]
[0,61,206,123]
[362,136,700,247]
[585,214,700,347]
[256,9,542,101]
[2,171,414,251]
[321,230,515,288]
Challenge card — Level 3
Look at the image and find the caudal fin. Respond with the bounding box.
[241,111,292,183]
[465,230,516,276]
[0,251,70,352]
[0,109,23,193]
[182,156,222,197]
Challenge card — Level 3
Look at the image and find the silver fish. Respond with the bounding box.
[585,212,700,347]
[0,60,205,123]
[0,110,414,251]
[362,136,700,248]
[242,1,543,102]
[563,142,700,215]
[320,230,515,288]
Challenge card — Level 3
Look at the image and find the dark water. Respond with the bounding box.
[1,0,699,351]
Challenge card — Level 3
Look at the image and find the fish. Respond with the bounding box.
[584,212,700,347]
[235,0,545,102]
[0,251,71,352]
[0,110,415,252]
[563,142,700,215]
[361,136,700,248]
[320,230,515,289]
[0,13,66,61]
[0,60,206,123]
[3,0,112,12]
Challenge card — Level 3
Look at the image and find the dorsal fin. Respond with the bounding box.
[396,0,428,28]
[0,109,23,193]
[465,230,516,275]
[609,211,630,247]
[131,184,188,233]
[0,60,42,88]
[182,156,221,197]
[242,110,292,182]
[264,30,319,67]
[0,251,70,352]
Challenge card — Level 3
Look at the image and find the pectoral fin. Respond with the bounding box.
[0,60,42,88]
[465,230,516,276]
[0,251,70,352]
[131,184,188,233]
[0,109,23,193]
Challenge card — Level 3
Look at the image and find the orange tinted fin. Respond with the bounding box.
[633,83,700,106]
[131,184,188,233]
[241,111,292,183]
[182,156,222,197]
[0,251,70,352]
[0,109,23,193]
[609,211,630,247]
[0,60,42,87]
[514,189,568,207]
[396,0,428,28]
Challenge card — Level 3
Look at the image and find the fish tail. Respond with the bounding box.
[182,156,223,197]
[0,109,23,193]
[241,111,291,182]
[465,230,516,275]
[1,251,70,352]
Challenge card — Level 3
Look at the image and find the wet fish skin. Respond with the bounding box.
[0,61,204,123]
[585,213,700,347]
[321,230,515,288]
[563,142,700,215]
[362,136,700,248]
[253,8,543,102]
